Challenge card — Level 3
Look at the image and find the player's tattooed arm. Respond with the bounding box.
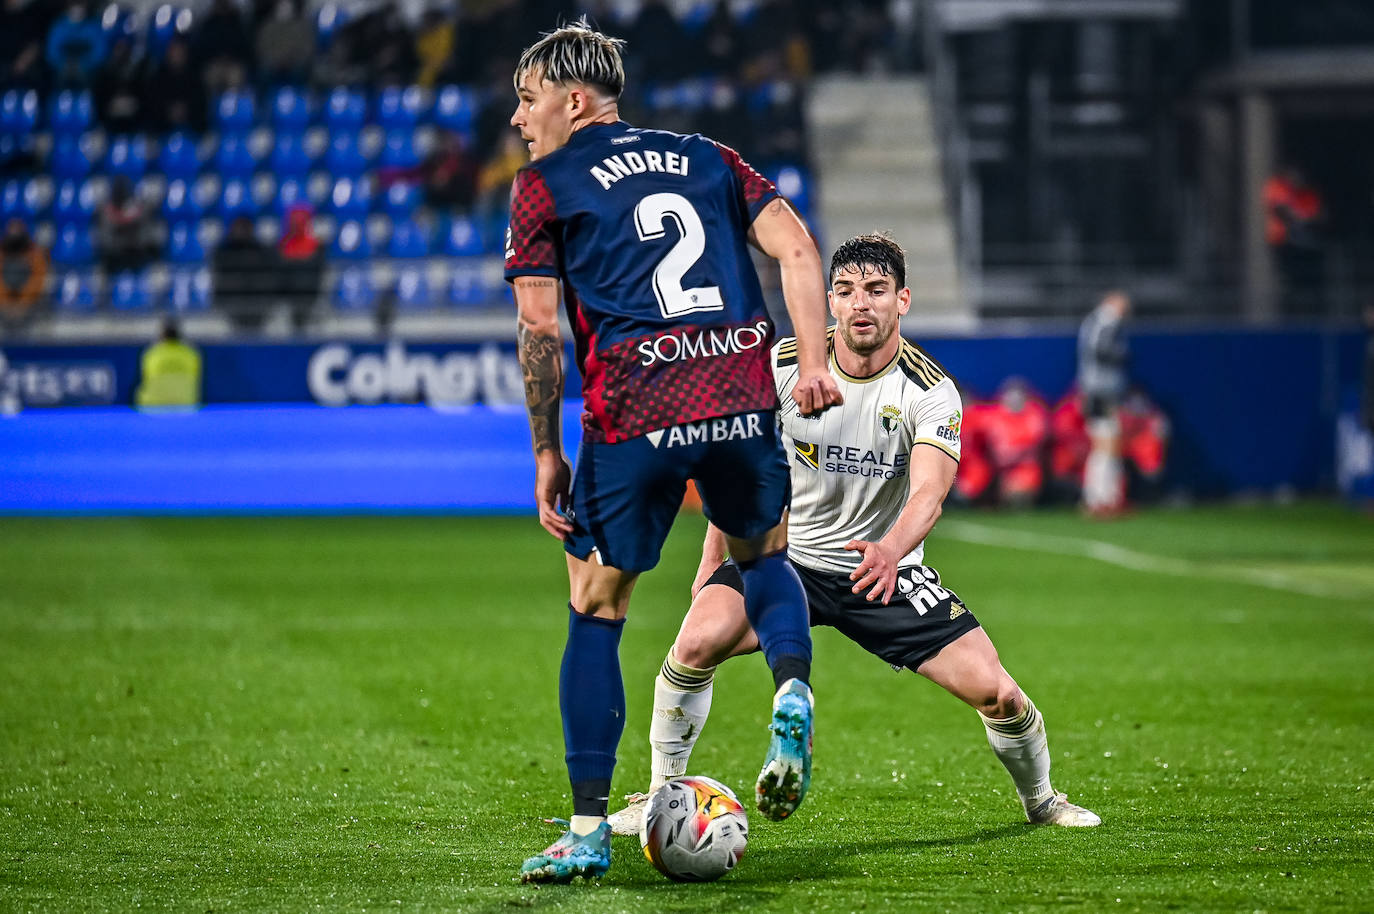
[513,277,564,456]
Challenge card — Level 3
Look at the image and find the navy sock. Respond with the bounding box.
[736,551,812,691]
[560,606,626,818]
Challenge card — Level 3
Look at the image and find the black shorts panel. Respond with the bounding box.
[702,560,980,671]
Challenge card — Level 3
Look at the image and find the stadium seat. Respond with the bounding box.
[324,132,367,178]
[269,132,312,179]
[1,89,39,136]
[217,179,257,220]
[52,179,98,225]
[380,181,418,218]
[214,132,259,178]
[334,264,375,310]
[377,129,419,170]
[162,178,203,222]
[166,221,205,263]
[377,86,423,130]
[158,132,200,180]
[325,88,367,132]
[274,176,309,216]
[48,91,94,135]
[394,265,431,309]
[100,3,138,43]
[770,165,811,220]
[331,220,371,259]
[447,260,485,307]
[387,219,429,258]
[327,177,371,218]
[439,215,484,257]
[0,178,43,222]
[51,134,95,180]
[53,270,97,311]
[315,3,349,50]
[109,269,156,310]
[271,87,311,132]
[51,223,95,265]
[168,266,211,311]
[0,132,35,173]
[146,4,192,61]
[105,135,148,181]
[433,86,476,136]
[215,90,256,133]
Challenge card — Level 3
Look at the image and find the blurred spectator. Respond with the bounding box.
[984,378,1049,507]
[476,131,527,242]
[0,0,53,90]
[414,8,455,88]
[1078,289,1131,516]
[1364,305,1374,435]
[1119,387,1169,503]
[1048,389,1091,504]
[214,215,276,333]
[277,205,322,331]
[418,130,478,212]
[146,38,207,133]
[94,35,149,134]
[701,0,741,78]
[97,177,155,276]
[0,218,47,335]
[135,318,201,409]
[628,0,689,83]
[1264,165,1326,313]
[952,394,996,504]
[46,0,107,88]
[194,0,255,94]
[345,1,417,87]
[256,0,315,87]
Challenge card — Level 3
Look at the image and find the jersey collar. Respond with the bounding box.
[829,332,900,384]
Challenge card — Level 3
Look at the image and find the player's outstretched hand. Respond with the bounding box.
[792,371,843,417]
[845,538,899,604]
[534,452,574,540]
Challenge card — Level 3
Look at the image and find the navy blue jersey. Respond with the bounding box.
[505,120,780,444]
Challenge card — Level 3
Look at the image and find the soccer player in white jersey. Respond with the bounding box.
[609,233,1101,834]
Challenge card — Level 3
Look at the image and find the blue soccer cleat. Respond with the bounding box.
[518,821,612,883]
[755,678,813,821]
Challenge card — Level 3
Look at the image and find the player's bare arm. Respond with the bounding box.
[847,445,958,603]
[749,198,842,417]
[514,275,573,539]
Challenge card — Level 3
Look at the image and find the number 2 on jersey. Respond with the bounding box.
[634,192,724,319]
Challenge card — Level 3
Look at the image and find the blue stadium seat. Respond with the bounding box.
[324,131,366,178]
[0,132,35,172]
[48,91,93,134]
[331,220,371,259]
[101,3,138,43]
[394,265,431,309]
[387,219,429,258]
[158,132,200,179]
[334,264,375,309]
[381,181,418,218]
[327,177,371,218]
[217,178,257,220]
[377,129,419,170]
[377,86,423,130]
[166,221,205,263]
[770,165,810,220]
[146,4,192,61]
[109,269,157,311]
[51,224,95,265]
[0,179,43,222]
[325,88,366,132]
[52,179,98,225]
[439,215,484,257]
[54,270,97,311]
[162,178,203,222]
[448,260,485,307]
[274,176,309,215]
[433,86,476,136]
[168,267,211,311]
[215,90,256,132]
[51,134,95,180]
[105,135,148,181]
[315,3,350,50]
[214,132,259,178]
[271,87,310,132]
[269,132,312,179]
[1,89,39,135]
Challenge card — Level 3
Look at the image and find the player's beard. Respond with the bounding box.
[837,313,894,357]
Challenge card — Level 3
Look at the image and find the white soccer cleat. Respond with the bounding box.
[606,792,650,837]
[1026,792,1102,827]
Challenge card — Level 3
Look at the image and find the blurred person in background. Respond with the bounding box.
[1264,165,1326,314]
[0,218,47,336]
[46,0,106,88]
[214,214,275,333]
[94,35,150,134]
[1048,388,1091,504]
[414,7,456,88]
[1,0,54,91]
[1364,304,1374,435]
[476,130,526,244]
[194,0,256,94]
[255,0,315,87]
[984,377,1048,507]
[1119,386,1169,504]
[1078,290,1131,517]
[419,130,478,212]
[146,37,207,133]
[135,318,201,409]
[345,1,417,87]
[951,390,994,504]
[97,176,156,277]
[277,205,322,332]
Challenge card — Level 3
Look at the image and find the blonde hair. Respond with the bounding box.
[514,18,626,99]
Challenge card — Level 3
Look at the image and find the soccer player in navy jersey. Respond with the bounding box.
[504,20,842,883]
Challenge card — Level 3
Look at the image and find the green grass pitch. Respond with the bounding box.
[2,503,1372,912]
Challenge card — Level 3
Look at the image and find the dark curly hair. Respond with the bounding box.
[829,232,906,290]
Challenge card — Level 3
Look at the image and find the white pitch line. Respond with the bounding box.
[937,520,1374,602]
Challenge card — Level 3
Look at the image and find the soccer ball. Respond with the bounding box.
[640,775,749,882]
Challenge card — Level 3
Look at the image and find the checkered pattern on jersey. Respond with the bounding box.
[713,142,778,216]
[506,167,558,274]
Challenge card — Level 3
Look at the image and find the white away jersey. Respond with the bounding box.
[773,331,962,574]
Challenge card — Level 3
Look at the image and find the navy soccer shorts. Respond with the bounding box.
[563,410,790,573]
[703,560,982,671]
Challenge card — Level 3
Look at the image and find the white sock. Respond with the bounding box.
[1084,448,1123,509]
[648,652,714,790]
[980,693,1054,810]
[569,815,604,836]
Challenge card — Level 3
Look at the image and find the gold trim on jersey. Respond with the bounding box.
[829,330,900,385]
[776,337,799,367]
[914,438,960,462]
[897,340,948,391]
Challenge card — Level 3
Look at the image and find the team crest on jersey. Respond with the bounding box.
[793,439,819,470]
[878,405,902,437]
[937,411,961,443]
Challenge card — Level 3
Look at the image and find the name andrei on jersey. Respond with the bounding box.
[637,319,770,366]
[590,150,689,190]
[645,412,764,448]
